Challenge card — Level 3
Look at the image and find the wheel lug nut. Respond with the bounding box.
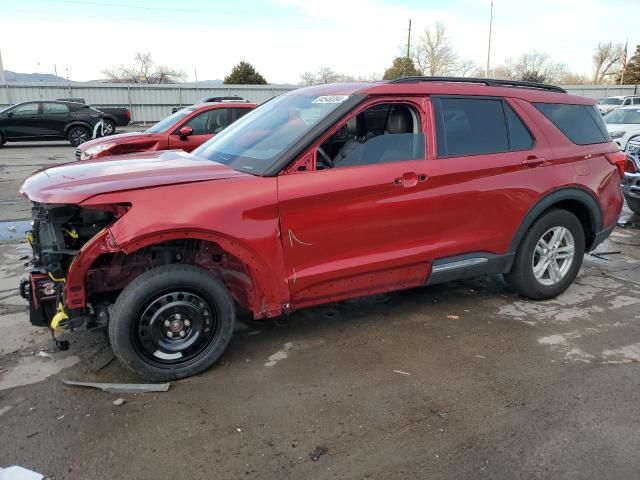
[184,320,191,327]
[179,330,186,338]
[167,331,174,338]
[175,313,182,320]
[164,320,171,327]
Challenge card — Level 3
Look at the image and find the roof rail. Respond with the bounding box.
[389,76,567,94]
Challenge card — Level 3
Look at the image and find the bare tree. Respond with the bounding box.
[299,67,352,85]
[103,52,186,84]
[456,59,478,77]
[413,22,458,76]
[593,42,624,84]
[491,52,567,84]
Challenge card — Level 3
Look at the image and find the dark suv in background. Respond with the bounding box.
[0,100,104,147]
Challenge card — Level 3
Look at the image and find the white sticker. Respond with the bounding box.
[312,95,349,104]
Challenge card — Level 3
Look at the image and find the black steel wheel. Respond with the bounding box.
[67,126,90,146]
[109,264,235,381]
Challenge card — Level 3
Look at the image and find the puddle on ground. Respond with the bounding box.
[0,220,31,243]
[0,354,80,391]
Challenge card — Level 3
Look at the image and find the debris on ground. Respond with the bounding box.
[112,398,126,407]
[0,465,44,479]
[447,315,460,320]
[63,380,172,394]
[7,226,16,232]
[35,351,52,359]
[309,446,329,461]
[392,370,411,376]
[589,250,621,260]
[431,409,448,419]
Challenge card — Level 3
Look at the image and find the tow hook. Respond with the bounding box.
[51,302,70,332]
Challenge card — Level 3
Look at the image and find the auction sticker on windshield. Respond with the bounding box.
[312,95,350,104]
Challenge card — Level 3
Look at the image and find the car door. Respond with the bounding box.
[423,96,556,264]
[2,102,42,139]
[41,102,71,137]
[277,98,434,308]
[168,108,230,151]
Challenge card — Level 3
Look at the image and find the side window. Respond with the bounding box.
[434,98,508,157]
[43,103,70,114]
[623,98,632,106]
[233,108,251,122]
[316,103,425,169]
[533,103,609,145]
[183,109,229,135]
[633,98,640,105]
[504,103,534,150]
[12,103,39,116]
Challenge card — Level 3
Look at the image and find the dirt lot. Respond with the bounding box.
[0,142,639,480]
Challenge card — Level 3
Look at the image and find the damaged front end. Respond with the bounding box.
[20,202,124,334]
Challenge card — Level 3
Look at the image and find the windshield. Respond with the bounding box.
[605,108,640,124]
[192,93,351,175]
[598,98,623,105]
[146,108,194,133]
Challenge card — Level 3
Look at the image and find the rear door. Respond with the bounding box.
[424,96,556,259]
[41,102,71,137]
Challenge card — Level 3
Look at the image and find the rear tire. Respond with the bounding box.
[0,132,5,146]
[504,209,585,300]
[67,126,90,147]
[101,119,116,136]
[626,195,640,214]
[108,264,235,381]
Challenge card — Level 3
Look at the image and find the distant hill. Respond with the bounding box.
[4,70,69,82]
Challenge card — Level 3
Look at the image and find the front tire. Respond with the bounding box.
[67,126,90,147]
[504,209,585,300]
[109,264,235,381]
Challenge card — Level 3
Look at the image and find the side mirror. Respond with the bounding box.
[179,125,193,138]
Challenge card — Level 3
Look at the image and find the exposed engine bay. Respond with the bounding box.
[21,202,252,336]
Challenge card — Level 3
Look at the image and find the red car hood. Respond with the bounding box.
[80,131,157,147]
[20,150,248,204]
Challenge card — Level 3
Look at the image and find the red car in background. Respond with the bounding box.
[76,101,255,160]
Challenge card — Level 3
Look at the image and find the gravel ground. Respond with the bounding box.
[0,142,639,480]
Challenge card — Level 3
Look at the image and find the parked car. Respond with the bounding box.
[623,137,640,213]
[19,77,624,380]
[76,101,255,160]
[603,106,640,149]
[0,100,104,147]
[597,95,640,115]
[171,96,249,113]
[56,98,131,135]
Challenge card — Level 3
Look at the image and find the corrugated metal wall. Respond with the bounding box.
[1,82,639,123]
[0,82,295,122]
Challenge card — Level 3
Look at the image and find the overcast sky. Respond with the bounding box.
[1,0,639,84]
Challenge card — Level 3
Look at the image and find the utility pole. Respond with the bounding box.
[485,0,494,78]
[0,49,5,84]
[406,19,412,59]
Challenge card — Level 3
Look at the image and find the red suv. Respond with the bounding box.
[75,101,255,160]
[19,77,624,380]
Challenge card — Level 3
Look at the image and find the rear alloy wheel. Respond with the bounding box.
[67,126,90,147]
[101,119,115,136]
[109,265,235,381]
[504,209,585,300]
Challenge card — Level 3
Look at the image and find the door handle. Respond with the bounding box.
[522,155,546,167]
[393,172,427,187]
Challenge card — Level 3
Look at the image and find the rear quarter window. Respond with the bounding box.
[533,103,610,145]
